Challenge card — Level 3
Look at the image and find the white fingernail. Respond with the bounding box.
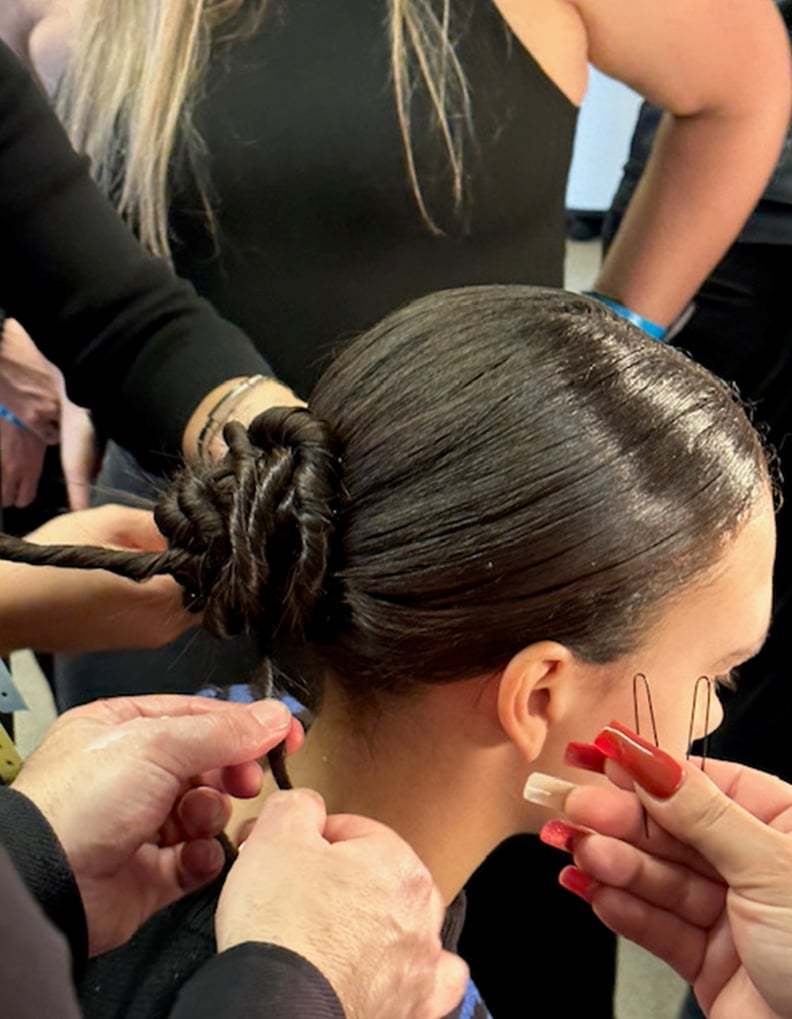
[522,772,577,812]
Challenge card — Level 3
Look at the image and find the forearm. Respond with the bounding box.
[0,561,113,656]
[182,377,305,465]
[595,105,790,326]
[0,569,50,654]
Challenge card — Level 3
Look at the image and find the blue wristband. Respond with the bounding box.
[582,291,667,342]
[0,404,31,433]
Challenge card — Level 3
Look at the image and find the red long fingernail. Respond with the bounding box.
[594,721,683,799]
[564,741,608,774]
[559,866,596,903]
[540,819,583,854]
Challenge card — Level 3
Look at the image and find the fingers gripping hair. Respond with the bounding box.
[0,407,342,646]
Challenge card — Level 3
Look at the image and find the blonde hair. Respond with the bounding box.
[57,0,472,258]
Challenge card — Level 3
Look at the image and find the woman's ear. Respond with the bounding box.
[497,642,575,761]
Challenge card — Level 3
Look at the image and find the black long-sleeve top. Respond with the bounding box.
[0,786,346,1018]
[0,40,269,471]
[0,2,577,468]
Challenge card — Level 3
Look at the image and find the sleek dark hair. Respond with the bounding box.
[0,287,770,705]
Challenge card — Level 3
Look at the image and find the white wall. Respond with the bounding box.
[566,68,642,212]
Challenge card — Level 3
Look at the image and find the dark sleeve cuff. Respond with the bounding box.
[0,787,88,974]
[170,942,346,1019]
[111,297,269,473]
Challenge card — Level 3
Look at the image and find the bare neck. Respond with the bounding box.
[282,682,527,904]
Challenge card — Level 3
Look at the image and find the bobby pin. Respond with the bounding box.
[686,675,712,774]
[632,673,659,838]
[632,672,659,747]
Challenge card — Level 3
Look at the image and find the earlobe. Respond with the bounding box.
[497,642,574,762]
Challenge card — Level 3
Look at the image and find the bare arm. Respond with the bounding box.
[581,0,792,325]
[0,1,37,59]
[0,1,70,88]
[0,506,196,655]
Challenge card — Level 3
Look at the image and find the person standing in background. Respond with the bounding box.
[2,5,790,1018]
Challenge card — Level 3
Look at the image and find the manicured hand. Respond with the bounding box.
[543,724,792,1019]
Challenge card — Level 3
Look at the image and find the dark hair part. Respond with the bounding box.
[0,287,770,706]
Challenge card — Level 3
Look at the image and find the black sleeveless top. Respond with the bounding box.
[169,0,577,398]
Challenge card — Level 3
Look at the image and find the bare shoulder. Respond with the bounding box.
[489,0,588,105]
[492,0,789,114]
[0,0,69,91]
[27,3,71,95]
[0,0,38,57]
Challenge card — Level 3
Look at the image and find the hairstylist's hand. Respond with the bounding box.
[59,387,102,510]
[217,790,469,1019]
[0,318,60,443]
[547,723,792,1019]
[0,415,47,507]
[0,504,195,654]
[12,695,303,956]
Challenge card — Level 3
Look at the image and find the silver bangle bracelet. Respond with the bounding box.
[196,374,269,462]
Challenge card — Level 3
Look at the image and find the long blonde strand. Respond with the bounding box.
[59,0,470,254]
[390,0,472,234]
[57,0,267,258]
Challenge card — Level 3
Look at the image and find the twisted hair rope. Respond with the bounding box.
[0,534,204,610]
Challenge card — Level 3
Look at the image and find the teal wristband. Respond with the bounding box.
[582,292,667,342]
[0,404,31,433]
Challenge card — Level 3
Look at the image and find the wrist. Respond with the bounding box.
[582,291,667,341]
[183,377,306,465]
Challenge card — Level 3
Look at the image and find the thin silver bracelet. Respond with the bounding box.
[196,374,268,462]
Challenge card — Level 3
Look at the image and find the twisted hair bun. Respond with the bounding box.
[0,407,342,649]
[160,407,342,640]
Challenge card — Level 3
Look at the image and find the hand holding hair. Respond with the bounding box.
[12,694,302,957]
[217,789,469,1019]
[0,407,341,653]
[0,505,197,655]
[542,725,792,1019]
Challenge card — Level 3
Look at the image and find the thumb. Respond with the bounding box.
[429,953,470,1019]
[142,701,293,781]
[243,789,328,849]
[594,721,792,886]
[638,763,788,884]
